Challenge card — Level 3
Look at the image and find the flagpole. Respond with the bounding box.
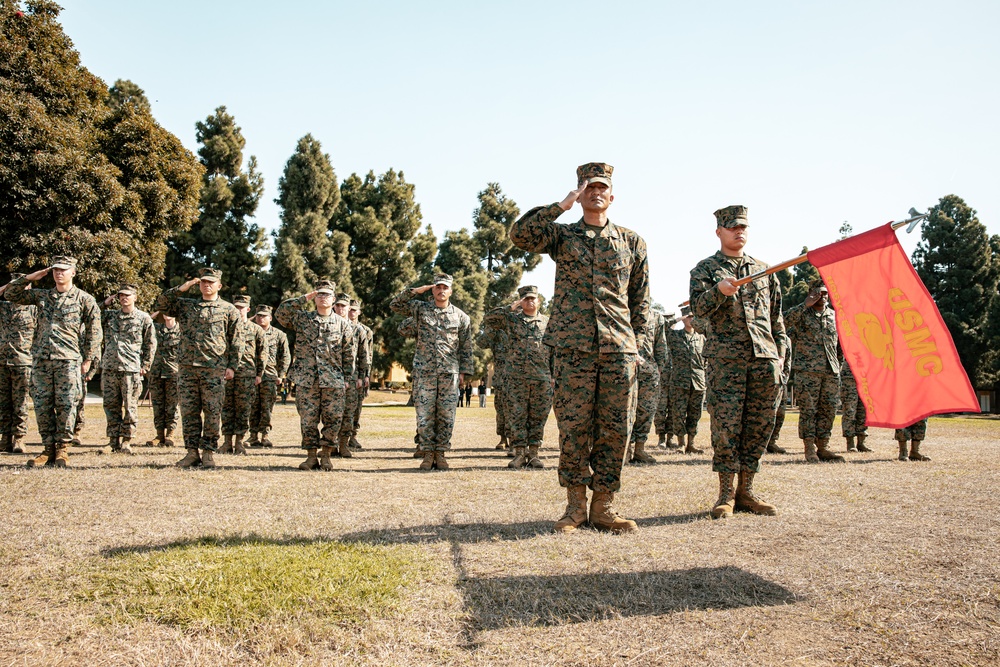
[676,211,929,308]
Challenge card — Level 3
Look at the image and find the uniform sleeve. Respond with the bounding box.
[483,306,511,332]
[770,273,786,358]
[509,203,565,255]
[141,315,157,374]
[653,317,669,369]
[81,295,103,363]
[628,236,651,349]
[389,288,421,316]
[154,286,184,318]
[458,314,474,376]
[341,322,354,377]
[254,328,266,377]
[356,329,371,379]
[225,308,244,371]
[277,331,291,378]
[275,295,306,329]
[3,278,43,306]
[690,259,732,320]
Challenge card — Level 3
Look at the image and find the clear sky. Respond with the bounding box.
[57,0,1000,312]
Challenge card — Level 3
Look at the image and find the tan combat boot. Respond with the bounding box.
[200,449,216,469]
[589,491,638,533]
[856,434,873,452]
[434,451,449,470]
[631,441,656,464]
[299,448,319,470]
[656,433,667,449]
[163,428,175,447]
[338,437,352,459]
[816,438,845,463]
[845,436,857,452]
[508,447,526,469]
[665,433,680,450]
[349,436,363,450]
[495,436,507,450]
[27,443,55,468]
[176,448,201,468]
[897,439,909,461]
[106,436,120,453]
[684,434,705,454]
[219,434,233,455]
[119,438,134,455]
[53,445,70,468]
[12,438,25,454]
[527,445,544,469]
[735,470,777,515]
[319,445,334,471]
[145,428,164,447]
[766,440,787,454]
[553,485,589,533]
[419,450,435,470]
[909,439,931,461]
[803,438,820,463]
[711,472,736,519]
[245,431,260,447]
[260,433,273,448]
[233,433,247,456]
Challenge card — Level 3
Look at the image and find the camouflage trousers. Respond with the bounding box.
[30,358,82,447]
[630,367,660,444]
[351,383,366,437]
[768,384,788,446]
[295,382,345,450]
[0,365,32,439]
[840,375,868,438]
[338,375,358,442]
[222,375,257,436]
[894,418,927,442]
[671,384,705,437]
[793,370,840,441]
[505,378,553,448]
[494,382,508,437]
[706,357,780,474]
[654,373,673,436]
[101,370,143,439]
[178,366,226,451]
[414,372,460,451]
[149,375,179,432]
[553,350,637,493]
[249,376,278,435]
[74,375,87,434]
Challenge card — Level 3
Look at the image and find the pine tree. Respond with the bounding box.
[471,183,540,308]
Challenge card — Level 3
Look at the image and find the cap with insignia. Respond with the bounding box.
[335,292,351,306]
[713,205,749,229]
[117,283,138,296]
[199,267,222,282]
[232,295,251,306]
[433,273,453,287]
[517,285,539,298]
[576,162,613,187]
[809,278,828,292]
[680,305,692,317]
[314,280,336,295]
[51,255,77,270]
[349,299,361,311]
[255,304,272,315]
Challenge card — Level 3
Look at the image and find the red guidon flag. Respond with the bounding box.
[807,222,979,428]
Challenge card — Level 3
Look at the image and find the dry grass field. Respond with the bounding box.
[1,392,998,666]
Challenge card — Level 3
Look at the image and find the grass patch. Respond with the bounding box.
[81,536,426,630]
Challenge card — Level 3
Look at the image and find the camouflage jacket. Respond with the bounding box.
[343,321,371,379]
[509,204,651,354]
[0,300,37,366]
[483,307,553,381]
[100,306,156,374]
[234,319,266,378]
[154,287,243,370]
[260,326,291,379]
[638,311,670,377]
[357,322,374,368]
[275,296,354,389]
[4,280,102,362]
[476,327,508,388]
[149,322,181,378]
[390,289,473,375]
[689,252,786,362]
[785,303,840,375]
[668,328,706,391]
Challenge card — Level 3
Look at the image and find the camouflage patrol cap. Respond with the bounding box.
[232,295,251,306]
[680,305,692,317]
[577,162,613,187]
[335,292,351,306]
[117,284,138,296]
[349,299,361,311]
[433,273,453,287]
[255,304,272,315]
[51,255,77,270]
[517,285,539,298]
[809,277,828,293]
[314,280,336,295]
[713,205,749,229]
[199,267,222,282]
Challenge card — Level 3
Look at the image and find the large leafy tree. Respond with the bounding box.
[471,182,540,308]
[911,195,999,386]
[165,106,265,298]
[0,1,202,307]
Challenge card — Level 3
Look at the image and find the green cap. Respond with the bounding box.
[117,284,138,296]
[51,255,77,270]
[232,295,251,306]
[713,205,749,229]
[517,285,539,298]
[255,304,272,315]
[199,267,222,282]
[314,280,336,295]
[576,162,613,187]
[335,292,351,306]
[433,273,453,287]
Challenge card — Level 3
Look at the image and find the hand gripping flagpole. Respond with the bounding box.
[677,208,929,308]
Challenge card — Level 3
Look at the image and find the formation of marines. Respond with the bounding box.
[1,162,938,533]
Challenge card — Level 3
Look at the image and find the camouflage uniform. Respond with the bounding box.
[0,287,36,448]
[100,299,156,441]
[72,344,100,442]
[390,283,473,452]
[895,418,930,461]
[631,310,669,452]
[349,314,373,443]
[155,279,242,454]
[767,334,793,452]
[4,272,102,455]
[478,327,510,442]
[337,311,370,448]
[839,356,867,439]
[510,197,650,494]
[482,299,553,457]
[668,324,706,438]
[785,302,841,441]
[148,321,181,436]
[275,293,353,451]
[249,313,290,442]
[222,316,265,439]
[653,368,674,440]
